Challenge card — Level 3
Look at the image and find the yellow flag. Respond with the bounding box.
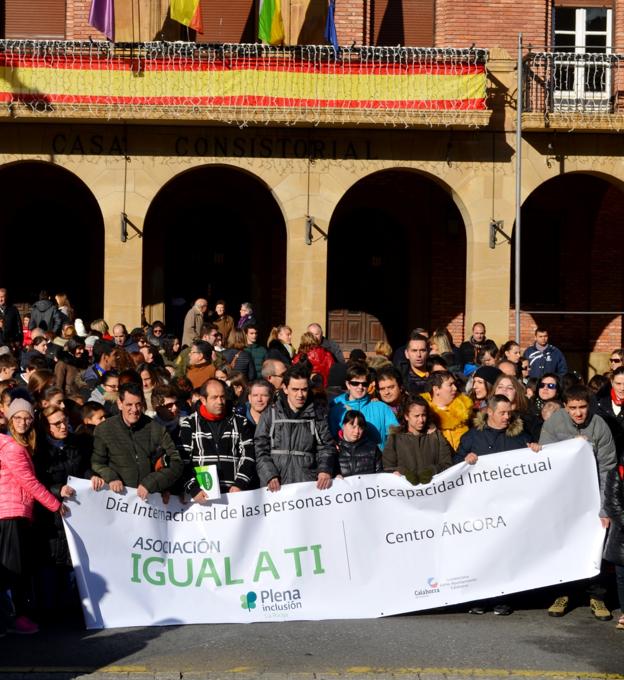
[170,0,202,30]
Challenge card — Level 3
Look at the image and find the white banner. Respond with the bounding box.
[63,438,605,628]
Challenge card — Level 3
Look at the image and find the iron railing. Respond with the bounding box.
[0,40,489,125]
[524,50,624,115]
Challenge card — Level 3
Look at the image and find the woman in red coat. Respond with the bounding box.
[0,398,64,635]
[293,332,335,387]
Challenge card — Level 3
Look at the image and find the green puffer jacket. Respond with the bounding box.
[92,414,183,493]
[383,426,453,484]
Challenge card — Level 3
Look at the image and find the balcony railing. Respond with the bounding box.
[524,50,624,129]
[0,40,489,127]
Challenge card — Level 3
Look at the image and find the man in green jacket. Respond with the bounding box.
[92,382,183,500]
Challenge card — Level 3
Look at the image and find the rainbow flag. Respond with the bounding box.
[170,0,203,33]
[258,0,285,46]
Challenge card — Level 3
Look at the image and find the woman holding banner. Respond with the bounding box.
[0,399,65,635]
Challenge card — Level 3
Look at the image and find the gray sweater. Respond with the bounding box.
[539,409,617,516]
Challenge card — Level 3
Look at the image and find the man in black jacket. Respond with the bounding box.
[455,395,536,464]
[455,395,539,616]
[458,322,488,370]
[255,363,336,491]
[179,378,256,500]
[0,288,22,348]
[29,290,63,335]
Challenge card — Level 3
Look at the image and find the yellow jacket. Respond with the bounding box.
[422,392,473,451]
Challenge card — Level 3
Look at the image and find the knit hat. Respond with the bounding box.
[74,318,87,337]
[6,398,34,422]
[85,335,99,349]
[473,365,502,387]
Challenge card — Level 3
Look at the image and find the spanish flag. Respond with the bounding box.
[170,0,203,33]
[258,0,285,45]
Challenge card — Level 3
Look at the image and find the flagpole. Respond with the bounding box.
[515,33,522,345]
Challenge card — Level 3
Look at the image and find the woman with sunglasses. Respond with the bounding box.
[530,373,562,417]
[329,364,398,449]
[34,406,102,620]
[607,349,624,377]
[1,399,65,635]
[597,366,624,463]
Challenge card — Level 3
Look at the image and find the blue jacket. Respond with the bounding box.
[329,393,398,450]
[523,343,568,378]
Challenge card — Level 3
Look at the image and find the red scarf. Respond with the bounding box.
[611,388,624,407]
[199,404,225,421]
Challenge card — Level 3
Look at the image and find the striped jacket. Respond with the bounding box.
[179,410,256,497]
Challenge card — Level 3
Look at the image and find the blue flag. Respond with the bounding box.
[324,0,339,53]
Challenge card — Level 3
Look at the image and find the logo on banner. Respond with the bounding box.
[414,577,441,598]
[240,588,304,615]
[241,592,258,610]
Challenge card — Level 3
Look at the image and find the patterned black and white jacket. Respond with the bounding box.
[179,410,256,497]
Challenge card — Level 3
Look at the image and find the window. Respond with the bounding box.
[553,6,612,111]
[2,0,66,39]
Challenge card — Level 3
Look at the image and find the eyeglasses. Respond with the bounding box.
[539,382,557,390]
[162,402,178,411]
[348,380,369,388]
[12,415,33,423]
[49,418,67,428]
[610,358,622,364]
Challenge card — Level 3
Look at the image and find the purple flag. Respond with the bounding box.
[89,0,115,41]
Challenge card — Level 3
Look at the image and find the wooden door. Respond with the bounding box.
[328,310,388,353]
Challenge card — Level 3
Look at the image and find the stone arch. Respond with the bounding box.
[0,160,105,322]
[512,171,624,372]
[327,167,468,351]
[142,164,287,337]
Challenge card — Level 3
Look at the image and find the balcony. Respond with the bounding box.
[523,50,624,131]
[0,40,490,128]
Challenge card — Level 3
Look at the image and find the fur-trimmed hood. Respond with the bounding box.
[472,409,524,437]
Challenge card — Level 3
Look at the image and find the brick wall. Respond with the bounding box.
[334,0,366,45]
[66,0,106,40]
[435,0,552,51]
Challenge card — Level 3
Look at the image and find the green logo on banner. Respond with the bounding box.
[195,466,213,491]
[241,591,257,610]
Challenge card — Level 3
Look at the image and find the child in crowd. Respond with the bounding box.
[383,396,453,485]
[541,400,561,422]
[335,411,382,478]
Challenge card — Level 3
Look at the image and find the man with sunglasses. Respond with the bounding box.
[523,327,568,379]
[329,364,398,449]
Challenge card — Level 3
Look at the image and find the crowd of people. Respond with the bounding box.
[0,289,623,635]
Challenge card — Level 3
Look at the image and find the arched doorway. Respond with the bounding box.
[513,172,624,370]
[142,166,286,338]
[327,169,467,352]
[0,161,104,322]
